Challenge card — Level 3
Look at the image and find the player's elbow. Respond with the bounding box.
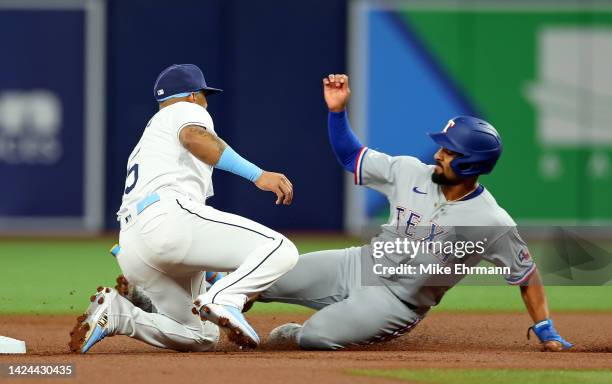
[331,148,360,174]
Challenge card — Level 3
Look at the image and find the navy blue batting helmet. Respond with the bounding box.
[428,116,503,177]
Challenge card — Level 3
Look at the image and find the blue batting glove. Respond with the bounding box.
[205,271,223,286]
[527,319,573,350]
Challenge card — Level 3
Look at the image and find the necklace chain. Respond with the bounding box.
[448,184,479,202]
[436,184,479,207]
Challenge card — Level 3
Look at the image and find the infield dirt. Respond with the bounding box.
[1,312,611,383]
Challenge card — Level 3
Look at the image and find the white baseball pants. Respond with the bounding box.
[111,194,299,351]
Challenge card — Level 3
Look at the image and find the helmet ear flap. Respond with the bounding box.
[456,161,470,171]
[451,157,483,177]
[450,155,470,173]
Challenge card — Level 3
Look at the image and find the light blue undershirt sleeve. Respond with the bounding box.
[215,146,263,182]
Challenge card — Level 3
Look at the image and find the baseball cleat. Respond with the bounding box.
[267,323,302,348]
[68,287,116,353]
[198,303,260,348]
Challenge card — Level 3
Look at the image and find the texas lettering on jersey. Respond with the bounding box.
[355,148,536,305]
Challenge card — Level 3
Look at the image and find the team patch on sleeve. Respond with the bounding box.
[518,248,531,262]
[505,262,536,285]
[354,147,369,185]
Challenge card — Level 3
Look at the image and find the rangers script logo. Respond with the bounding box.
[442,119,456,133]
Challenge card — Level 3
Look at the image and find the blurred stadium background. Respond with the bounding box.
[1,0,611,315]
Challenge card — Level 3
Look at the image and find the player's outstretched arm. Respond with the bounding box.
[323,74,365,173]
[180,125,293,205]
[520,268,572,351]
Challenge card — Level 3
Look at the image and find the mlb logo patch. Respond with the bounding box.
[157,89,165,96]
[518,249,531,262]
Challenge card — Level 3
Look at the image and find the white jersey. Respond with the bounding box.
[117,102,216,219]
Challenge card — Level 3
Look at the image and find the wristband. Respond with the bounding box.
[215,146,263,182]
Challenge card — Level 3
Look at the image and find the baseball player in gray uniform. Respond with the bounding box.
[69,64,299,353]
[258,74,572,351]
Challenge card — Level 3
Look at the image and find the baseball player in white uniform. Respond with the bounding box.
[257,74,573,351]
[69,64,298,353]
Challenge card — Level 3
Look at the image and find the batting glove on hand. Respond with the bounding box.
[527,319,573,351]
[205,271,223,286]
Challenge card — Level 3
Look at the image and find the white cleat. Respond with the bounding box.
[69,287,116,353]
[267,323,302,348]
[196,302,260,348]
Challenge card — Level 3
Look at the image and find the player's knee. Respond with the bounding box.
[180,323,219,352]
[277,238,299,273]
[190,335,219,352]
[297,316,346,350]
[181,337,218,352]
[298,324,344,350]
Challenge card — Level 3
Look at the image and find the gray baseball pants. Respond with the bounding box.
[259,246,423,350]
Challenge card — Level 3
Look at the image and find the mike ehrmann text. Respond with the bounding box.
[372,263,511,276]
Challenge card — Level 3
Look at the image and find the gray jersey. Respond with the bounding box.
[356,148,535,308]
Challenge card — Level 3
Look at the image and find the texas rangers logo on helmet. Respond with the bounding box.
[442,119,455,133]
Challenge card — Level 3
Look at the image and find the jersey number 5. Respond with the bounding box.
[124,163,139,194]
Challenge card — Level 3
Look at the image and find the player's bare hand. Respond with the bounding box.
[323,74,350,112]
[542,340,566,352]
[254,171,293,205]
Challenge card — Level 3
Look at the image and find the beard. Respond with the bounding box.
[431,170,461,186]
